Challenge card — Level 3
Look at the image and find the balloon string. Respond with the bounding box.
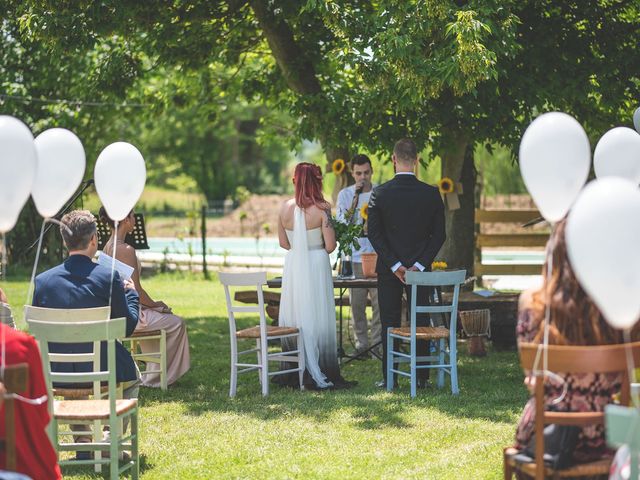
[623,328,639,408]
[107,221,118,317]
[531,223,564,404]
[26,221,46,308]
[1,233,6,282]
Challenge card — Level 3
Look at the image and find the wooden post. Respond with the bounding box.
[201,205,209,280]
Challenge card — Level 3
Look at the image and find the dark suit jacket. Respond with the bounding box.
[33,254,140,382]
[367,174,446,274]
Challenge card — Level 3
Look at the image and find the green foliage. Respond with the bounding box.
[330,216,363,258]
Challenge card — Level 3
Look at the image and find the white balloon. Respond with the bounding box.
[0,116,37,233]
[94,142,146,221]
[33,128,86,218]
[593,127,640,184]
[566,177,640,329]
[519,112,591,222]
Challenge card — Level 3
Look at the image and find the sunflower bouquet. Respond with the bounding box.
[330,216,363,260]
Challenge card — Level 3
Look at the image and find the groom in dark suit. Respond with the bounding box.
[367,138,446,387]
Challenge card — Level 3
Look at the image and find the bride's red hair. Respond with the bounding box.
[293,163,330,209]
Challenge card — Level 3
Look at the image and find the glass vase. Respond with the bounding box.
[338,254,355,279]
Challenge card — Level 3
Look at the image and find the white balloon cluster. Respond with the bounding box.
[520,109,640,330]
[0,115,146,232]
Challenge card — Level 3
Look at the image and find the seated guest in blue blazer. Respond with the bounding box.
[33,209,140,394]
[33,210,140,458]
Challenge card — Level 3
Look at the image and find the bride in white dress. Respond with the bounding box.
[276,163,350,389]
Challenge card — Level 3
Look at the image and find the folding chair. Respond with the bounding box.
[386,270,466,397]
[219,271,305,397]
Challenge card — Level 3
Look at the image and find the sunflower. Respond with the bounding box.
[431,261,448,271]
[360,202,369,220]
[438,177,455,194]
[332,158,346,175]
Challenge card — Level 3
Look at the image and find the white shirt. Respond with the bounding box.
[336,184,375,263]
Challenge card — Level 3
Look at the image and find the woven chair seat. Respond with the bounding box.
[127,329,163,338]
[53,385,110,399]
[390,326,449,340]
[236,325,299,339]
[54,399,137,420]
[504,447,612,478]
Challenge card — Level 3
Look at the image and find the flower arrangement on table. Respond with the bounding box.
[431,261,448,271]
[330,216,363,260]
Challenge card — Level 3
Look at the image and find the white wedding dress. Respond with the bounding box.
[278,207,339,388]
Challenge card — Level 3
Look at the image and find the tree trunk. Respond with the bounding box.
[439,137,476,277]
[250,1,350,205]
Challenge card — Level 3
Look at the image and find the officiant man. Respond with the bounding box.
[336,154,381,357]
[367,139,445,388]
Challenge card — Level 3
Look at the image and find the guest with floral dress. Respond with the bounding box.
[514,218,637,464]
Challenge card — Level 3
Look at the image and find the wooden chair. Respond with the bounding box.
[25,307,139,480]
[0,303,15,329]
[504,341,640,480]
[219,271,305,397]
[0,363,29,471]
[123,329,168,391]
[386,270,466,397]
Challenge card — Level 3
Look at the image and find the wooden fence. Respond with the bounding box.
[474,209,548,276]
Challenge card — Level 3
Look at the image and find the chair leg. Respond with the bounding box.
[230,336,238,398]
[297,332,305,391]
[503,448,513,480]
[160,330,168,391]
[261,338,269,397]
[93,419,102,473]
[437,338,445,388]
[131,411,139,480]
[109,418,119,480]
[410,337,417,399]
[386,328,394,391]
[450,336,459,395]
[256,339,262,387]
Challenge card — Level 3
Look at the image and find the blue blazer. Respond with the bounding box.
[33,254,140,383]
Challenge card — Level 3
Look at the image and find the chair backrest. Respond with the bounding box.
[405,270,467,335]
[218,271,268,337]
[518,341,640,479]
[0,303,15,329]
[26,312,126,426]
[24,305,111,322]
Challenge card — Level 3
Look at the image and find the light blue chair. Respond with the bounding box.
[386,270,466,397]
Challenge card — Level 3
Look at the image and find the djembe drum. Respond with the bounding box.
[460,309,491,356]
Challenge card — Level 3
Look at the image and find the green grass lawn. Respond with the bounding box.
[2,273,527,479]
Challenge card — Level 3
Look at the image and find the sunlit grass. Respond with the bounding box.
[3,272,526,479]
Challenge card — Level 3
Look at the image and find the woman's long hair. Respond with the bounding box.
[530,219,625,346]
[293,163,330,209]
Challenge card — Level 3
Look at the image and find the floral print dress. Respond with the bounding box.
[515,307,620,462]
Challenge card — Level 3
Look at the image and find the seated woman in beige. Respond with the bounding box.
[99,207,190,388]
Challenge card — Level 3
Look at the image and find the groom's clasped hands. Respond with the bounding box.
[393,265,420,284]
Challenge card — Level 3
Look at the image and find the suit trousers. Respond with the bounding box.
[377,272,431,381]
[349,262,381,351]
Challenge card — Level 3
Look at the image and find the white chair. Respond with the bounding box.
[123,329,168,391]
[25,306,138,480]
[386,270,466,397]
[219,271,305,397]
